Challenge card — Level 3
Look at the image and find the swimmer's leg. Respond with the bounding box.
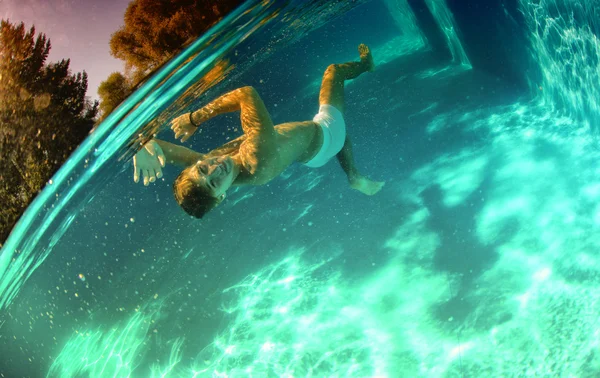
[317,44,384,195]
[336,136,385,196]
[318,44,375,113]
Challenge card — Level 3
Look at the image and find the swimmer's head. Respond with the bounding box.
[173,156,235,218]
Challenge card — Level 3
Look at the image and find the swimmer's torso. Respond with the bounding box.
[226,120,323,186]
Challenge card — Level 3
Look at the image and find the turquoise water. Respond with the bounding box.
[2,0,600,376]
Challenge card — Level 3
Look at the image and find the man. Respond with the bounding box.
[134,44,384,218]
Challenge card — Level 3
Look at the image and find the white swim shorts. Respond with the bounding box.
[304,104,346,168]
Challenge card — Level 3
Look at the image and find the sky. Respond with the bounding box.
[0,0,132,101]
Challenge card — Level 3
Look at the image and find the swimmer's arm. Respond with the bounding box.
[154,139,204,167]
[190,86,275,137]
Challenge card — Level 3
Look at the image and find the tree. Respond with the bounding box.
[97,72,132,121]
[98,0,241,122]
[0,20,98,245]
[109,0,241,76]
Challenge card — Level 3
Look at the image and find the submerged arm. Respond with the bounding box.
[133,139,203,186]
[189,87,247,124]
[154,139,204,167]
[171,86,275,142]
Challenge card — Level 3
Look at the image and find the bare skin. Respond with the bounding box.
[135,44,384,200]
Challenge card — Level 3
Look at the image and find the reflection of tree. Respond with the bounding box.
[138,59,233,143]
[0,20,98,245]
[173,58,232,109]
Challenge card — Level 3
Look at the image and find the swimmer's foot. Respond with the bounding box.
[358,43,375,72]
[350,175,385,196]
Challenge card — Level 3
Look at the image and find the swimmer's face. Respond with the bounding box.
[187,156,235,198]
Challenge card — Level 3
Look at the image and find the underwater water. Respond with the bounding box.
[2,0,600,376]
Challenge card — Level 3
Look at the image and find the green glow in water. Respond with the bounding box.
[384,0,427,48]
[47,99,600,376]
[521,0,600,131]
[424,0,471,67]
[48,302,165,377]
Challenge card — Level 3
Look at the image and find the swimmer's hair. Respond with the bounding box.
[172,168,219,219]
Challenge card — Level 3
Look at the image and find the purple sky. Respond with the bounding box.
[1,0,132,101]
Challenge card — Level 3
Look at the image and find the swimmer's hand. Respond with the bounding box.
[133,140,166,186]
[171,111,203,143]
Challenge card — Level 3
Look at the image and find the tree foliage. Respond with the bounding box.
[0,20,98,245]
[98,0,241,123]
[97,71,132,121]
[109,0,241,75]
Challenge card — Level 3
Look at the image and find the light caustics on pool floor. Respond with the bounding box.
[46,94,600,376]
